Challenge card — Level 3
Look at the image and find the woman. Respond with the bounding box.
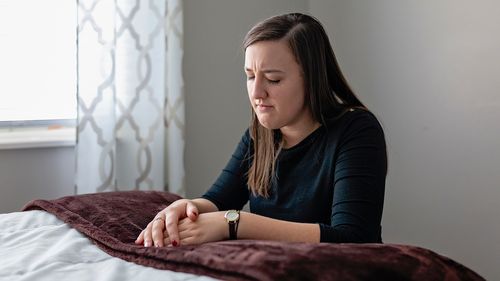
[136,12,387,247]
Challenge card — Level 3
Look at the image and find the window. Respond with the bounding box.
[0,0,77,126]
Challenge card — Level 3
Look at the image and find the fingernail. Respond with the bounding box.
[172,240,178,247]
[145,241,151,247]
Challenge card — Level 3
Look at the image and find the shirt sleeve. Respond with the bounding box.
[320,111,387,243]
[201,129,251,211]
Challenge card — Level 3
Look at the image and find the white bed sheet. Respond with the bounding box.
[0,210,219,281]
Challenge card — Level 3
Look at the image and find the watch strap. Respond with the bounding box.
[228,221,237,240]
[226,210,240,240]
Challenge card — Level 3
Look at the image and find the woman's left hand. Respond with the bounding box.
[163,211,228,246]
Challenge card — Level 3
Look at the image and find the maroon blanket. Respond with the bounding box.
[22,191,484,281]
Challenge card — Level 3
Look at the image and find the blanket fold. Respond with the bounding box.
[22,191,484,281]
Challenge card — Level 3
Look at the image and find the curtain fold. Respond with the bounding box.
[76,0,184,195]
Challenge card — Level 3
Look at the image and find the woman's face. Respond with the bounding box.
[245,40,313,131]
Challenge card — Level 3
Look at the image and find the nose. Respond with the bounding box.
[249,76,267,100]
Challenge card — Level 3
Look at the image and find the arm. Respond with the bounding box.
[137,130,251,247]
[191,198,219,213]
[320,110,387,243]
[167,112,386,245]
[201,130,251,211]
[238,212,320,242]
[164,211,320,245]
[135,198,218,247]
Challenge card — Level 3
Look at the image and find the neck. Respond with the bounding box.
[280,118,321,149]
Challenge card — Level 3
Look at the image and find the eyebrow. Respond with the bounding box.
[244,67,285,74]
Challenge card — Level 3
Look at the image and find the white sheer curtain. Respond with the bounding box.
[75,0,185,196]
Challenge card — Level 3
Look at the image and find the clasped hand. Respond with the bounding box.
[135,199,227,247]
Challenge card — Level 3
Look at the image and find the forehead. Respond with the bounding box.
[244,40,297,70]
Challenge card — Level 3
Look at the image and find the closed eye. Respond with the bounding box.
[268,79,280,84]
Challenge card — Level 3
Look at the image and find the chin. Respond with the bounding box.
[257,118,280,130]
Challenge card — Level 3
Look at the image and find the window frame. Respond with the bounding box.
[0,0,78,149]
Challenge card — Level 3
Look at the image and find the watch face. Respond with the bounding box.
[225,210,239,221]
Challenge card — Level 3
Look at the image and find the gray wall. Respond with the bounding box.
[0,147,75,213]
[183,0,309,198]
[310,1,500,280]
[0,0,309,212]
[1,1,498,279]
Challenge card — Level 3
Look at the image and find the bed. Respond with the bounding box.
[0,191,485,281]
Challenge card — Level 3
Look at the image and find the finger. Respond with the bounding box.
[151,217,167,247]
[186,201,199,221]
[180,237,195,246]
[165,213,180,247]
[178,222,203,244]
[177,221,190,237]
[163,231,173,247]
[143,222,153,247]
[163,236,171,247]
[135,229,145,244]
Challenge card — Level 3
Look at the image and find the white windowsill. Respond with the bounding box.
[0,127,76,150]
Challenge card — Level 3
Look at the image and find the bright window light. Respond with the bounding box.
[0,0,77,123]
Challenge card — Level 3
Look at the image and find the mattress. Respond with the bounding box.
[0,210,217,281]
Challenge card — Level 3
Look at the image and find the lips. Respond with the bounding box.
[255,104,273,113]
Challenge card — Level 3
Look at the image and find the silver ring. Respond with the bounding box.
[153,217,165,222]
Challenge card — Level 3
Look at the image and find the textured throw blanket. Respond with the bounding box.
[22,191,484,281]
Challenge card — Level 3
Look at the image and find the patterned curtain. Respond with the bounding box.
[75,0,185,196]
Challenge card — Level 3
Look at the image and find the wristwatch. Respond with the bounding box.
[224,210,240,240]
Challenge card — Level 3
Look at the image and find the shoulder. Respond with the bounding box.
[242,128,252,145]
[324,108,386,143]
[236,128,253,154]
[327,107,382,128]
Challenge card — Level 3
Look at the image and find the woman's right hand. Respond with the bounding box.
[135,199,199,247]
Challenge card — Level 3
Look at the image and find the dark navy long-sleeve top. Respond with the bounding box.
[202,109,387,243]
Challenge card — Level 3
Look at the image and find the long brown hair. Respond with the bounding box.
[243,13,365,197]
